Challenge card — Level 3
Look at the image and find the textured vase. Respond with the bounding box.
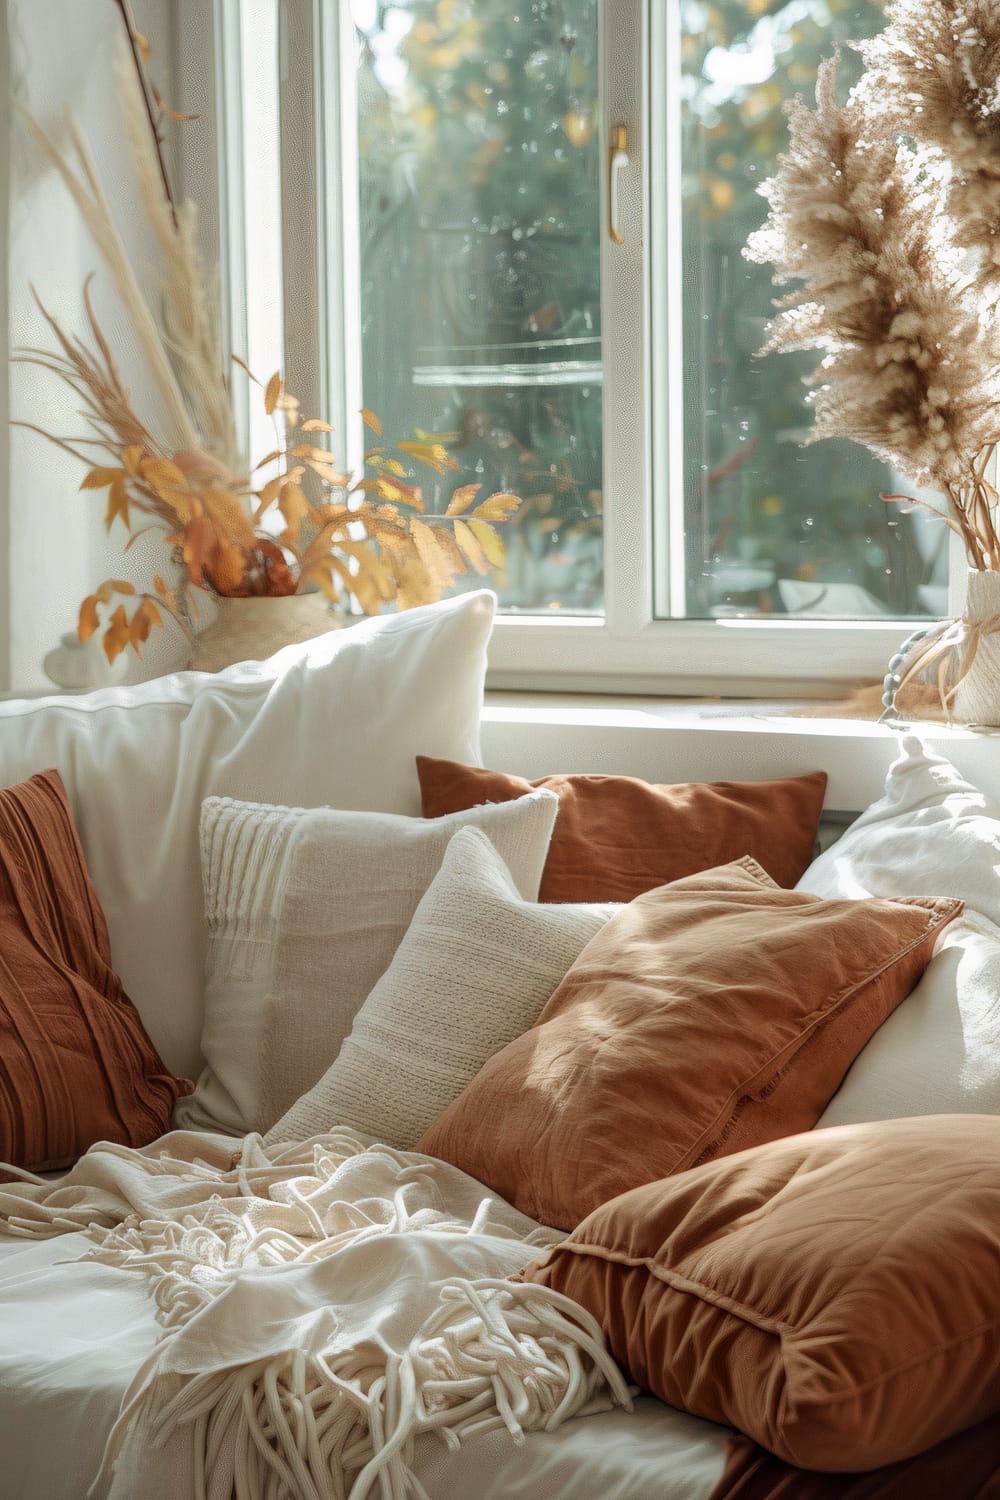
[188,594,343,673]
[950,569,1000,727]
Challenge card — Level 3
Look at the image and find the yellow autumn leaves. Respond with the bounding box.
[75,365,524,661]
[77,578,166,661]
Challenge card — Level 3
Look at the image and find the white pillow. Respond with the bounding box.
[797,733,1000,916]
[798,734,1000,1126]
[816,911,1000,1128]
[179,788,560,1135]
[0,592,495,1076]
[265,825,620,1150]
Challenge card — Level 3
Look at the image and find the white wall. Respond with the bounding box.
[0,2,10,688]
[5,0,191,688]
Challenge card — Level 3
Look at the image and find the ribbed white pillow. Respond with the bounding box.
[0,591,495,1077]
[179,789,560,1135]
[265,825,620,1150]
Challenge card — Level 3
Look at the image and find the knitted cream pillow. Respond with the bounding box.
[265,826,619,1149]
[179,790,559,1136]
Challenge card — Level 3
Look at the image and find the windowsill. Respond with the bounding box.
[480,690,999,814]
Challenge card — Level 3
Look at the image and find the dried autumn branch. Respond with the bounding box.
[14,19,524,664]
[18,317,523,660]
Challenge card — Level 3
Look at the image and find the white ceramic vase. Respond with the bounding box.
[950,569,1000,726]
[187,593,343,673]
[43,630,129,692]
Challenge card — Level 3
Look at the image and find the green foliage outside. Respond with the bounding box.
[679,0,939,618]
[354,0,941,619]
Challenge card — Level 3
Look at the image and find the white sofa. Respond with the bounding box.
[0,591,997,1500]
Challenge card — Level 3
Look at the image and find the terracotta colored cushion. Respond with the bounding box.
[416,756,828,900]
[0,770,191,1173]
[523,1115,1000,1472]
[710,1417,1000,1500]
[417,859,961,1229]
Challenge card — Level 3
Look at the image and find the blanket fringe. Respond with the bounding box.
[2,1130,633,1499]
[95,1277,632,1500]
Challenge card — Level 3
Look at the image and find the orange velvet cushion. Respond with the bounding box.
[416,756,828,900]
[417,859,961,1229]
[523,1115,1000,1472]
[0,770,191,1173]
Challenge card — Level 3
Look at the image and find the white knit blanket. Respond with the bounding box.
[0,1129,632,1499]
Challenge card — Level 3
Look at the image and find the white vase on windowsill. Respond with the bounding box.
[187,593,344,674]
[43,630,130,692]
[950,569,1000,727]
[880,570,1000,727]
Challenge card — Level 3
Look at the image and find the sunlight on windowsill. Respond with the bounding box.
[483,691,989,740]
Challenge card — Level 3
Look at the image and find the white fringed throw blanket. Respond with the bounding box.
[0,1129,632,1499]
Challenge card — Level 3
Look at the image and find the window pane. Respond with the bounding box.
[666,0,945,622]
[352,0,604,614]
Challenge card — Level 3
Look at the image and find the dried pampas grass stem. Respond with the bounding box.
[745,15,1000,573]
[16,102,199,453]
[113,34,240,473]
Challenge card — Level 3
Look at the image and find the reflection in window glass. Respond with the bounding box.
[353,0,604,614]
[674,0,944,621]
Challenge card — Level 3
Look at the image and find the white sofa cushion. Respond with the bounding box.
[0,592,495,1077]
[798,734,1000,1125]
[265,825,620,1150]
[180,788,559,1135]
[814,911,1000,1127]
[798,733,1000,916]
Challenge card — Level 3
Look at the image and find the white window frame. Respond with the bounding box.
[180,0,963,699]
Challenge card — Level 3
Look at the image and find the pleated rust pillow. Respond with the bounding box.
[417,859,962,1229]
[416,756,828,900]
[523,1115,1000,1472]
[0,770,191,1173]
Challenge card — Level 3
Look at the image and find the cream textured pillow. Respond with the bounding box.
[265,826,619,1149]
[179,790,560,1135]
[0,591,495,1076]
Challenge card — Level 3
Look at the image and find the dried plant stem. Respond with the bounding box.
[16,103,199,452]
[8,421,95,467]
[950,485,987,569]
[114,38,241,473]
[112,0,177,226]
[939,444,1000,570]
[23,282,163,456]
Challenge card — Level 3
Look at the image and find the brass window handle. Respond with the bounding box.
[608,124,629,245]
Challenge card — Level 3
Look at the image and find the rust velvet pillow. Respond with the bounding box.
[417,859,961,1229]
[0,770,191,1173]
[416,756,828,900]
[523,1115,1000,1472]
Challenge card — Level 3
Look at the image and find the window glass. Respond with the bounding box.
[670,0,944,621]
[353,0,604,614]
[347,0,945,630]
